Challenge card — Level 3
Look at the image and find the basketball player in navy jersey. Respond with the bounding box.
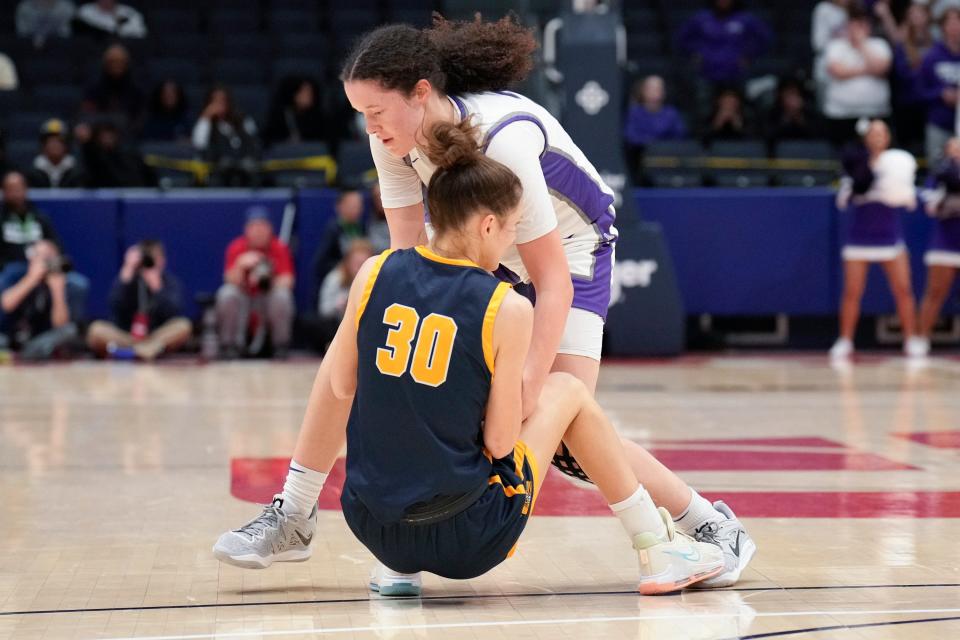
[319,119,723,595]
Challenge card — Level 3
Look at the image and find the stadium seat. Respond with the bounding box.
[263,142,336,188]
[643,139,705,188]
[773,139,837,187]
[337,140,375,186]
[140,141,201,188]
[31,85,83,116]
[707,139,770,188]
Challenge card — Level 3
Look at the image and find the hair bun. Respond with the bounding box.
[424,119,482,171]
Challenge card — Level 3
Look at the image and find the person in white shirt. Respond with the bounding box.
[16,0,75,47]
[823,4,892,147]
[75,0,146,39]
[213,16,756,591]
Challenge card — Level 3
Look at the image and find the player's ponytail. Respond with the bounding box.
[423,119,522,234]
[340,14,535,96]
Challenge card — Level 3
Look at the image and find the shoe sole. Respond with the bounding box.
[213,547,312,569]
[639,563,725,596]
[369,581,422,597]
[690,538,757,589]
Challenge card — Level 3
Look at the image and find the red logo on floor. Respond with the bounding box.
[229,436,959,518]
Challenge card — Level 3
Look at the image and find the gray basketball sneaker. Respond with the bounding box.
[689,501,757,588]
[213,496,317,569]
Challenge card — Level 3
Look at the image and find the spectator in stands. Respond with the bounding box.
[920,2,960,167]
[916,136,960,355]
[312,188,365,290]
[76,120,154,187]
[81,43,145,134]
[876,1,934,152]
[141,80,190,142]
[25,119,84,189]
[320,237,373,320]
[831,120,923,361]
[703,87,756,144]
[193,85,261,187]
[822,3,892,148]
[676,0,772,112]
[87,240,192,361]
[0,171,87,359]
[766,78,821,145]
[75,0,145,39]
[0,52,18,91]
[263,77,328,147]
[813,0,850,55]
[15,0,74,48]
[813,0,851,107]
[216,207,295,359]
[623,75,687,177]
[367,181,389,253]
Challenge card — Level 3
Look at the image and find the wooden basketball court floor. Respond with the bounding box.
[1,354,959,639]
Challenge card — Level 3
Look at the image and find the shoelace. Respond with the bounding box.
[236,503,288,540]
[693,521,720,546]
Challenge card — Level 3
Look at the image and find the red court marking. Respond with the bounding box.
[231,458,957,518]
[651,437,846,448]
[646,449,917,471]
[894,431,960,449]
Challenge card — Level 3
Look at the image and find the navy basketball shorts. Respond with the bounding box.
[341,442,539,580]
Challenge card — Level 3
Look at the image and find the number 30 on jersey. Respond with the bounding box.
[376,303,458,387]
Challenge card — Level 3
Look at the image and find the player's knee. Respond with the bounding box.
[545,371,589,403]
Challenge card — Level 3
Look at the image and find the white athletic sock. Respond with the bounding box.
[279,459,328,515]
[673,489,723,535]
[610,484,667,540]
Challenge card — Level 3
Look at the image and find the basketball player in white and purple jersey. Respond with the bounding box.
[214,15,755,589]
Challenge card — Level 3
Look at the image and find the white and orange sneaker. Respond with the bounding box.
[634,508,725,595]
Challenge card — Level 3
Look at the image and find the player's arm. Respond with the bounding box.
[483,291,534,459]
[384,202,427,249]
[486,123,574,419]
[370,134,427,249]
[328,256,379,400]
[516,231,573,418]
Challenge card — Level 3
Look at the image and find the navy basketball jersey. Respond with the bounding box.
[346,246,512,524]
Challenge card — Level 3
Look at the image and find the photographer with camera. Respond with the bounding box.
[216,207,295,359]
[0,239,80,359]
[0,171,88,359]
[86,240,192,361]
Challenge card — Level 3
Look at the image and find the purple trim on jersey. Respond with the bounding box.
[571,209,616,320]
[930,217,960,253]
[481,114,549,158]
[540,150,615,224]
[845,202,904,248]
[450,95,468,120]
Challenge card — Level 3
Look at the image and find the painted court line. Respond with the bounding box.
[98,608,960,640]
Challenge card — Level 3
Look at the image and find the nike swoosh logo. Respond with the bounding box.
[666,548,701,562]
[730,531,742,558]
[296,531,313,546]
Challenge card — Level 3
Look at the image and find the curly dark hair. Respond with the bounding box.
[340,13,536,96]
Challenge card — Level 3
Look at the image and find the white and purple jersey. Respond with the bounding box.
[370,90,617,320]
[837,149,917,261]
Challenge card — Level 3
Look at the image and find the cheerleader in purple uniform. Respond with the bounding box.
[917,137,960,353]
[831,120,924,359]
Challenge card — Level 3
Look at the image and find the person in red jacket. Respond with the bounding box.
[216,206,295,359]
